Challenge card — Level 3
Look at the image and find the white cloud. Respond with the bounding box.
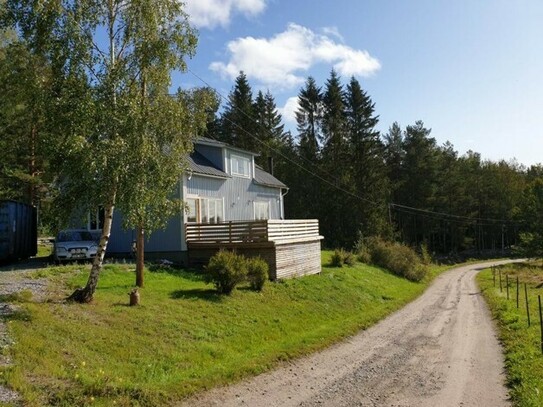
[210,23,381,89]
[278,96,300,124]
[184,0,267,29]
[322,26,344,43]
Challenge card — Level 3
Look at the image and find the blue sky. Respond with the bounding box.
[177,0,543,167]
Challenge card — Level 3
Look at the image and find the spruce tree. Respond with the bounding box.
[220,71,255,151]
[345,76,389,237]
[321,70,347,166]
[295,76,322,161]
[383,122,404,203]
[253,90,287,170]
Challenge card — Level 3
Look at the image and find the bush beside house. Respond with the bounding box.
[204,251,269,294]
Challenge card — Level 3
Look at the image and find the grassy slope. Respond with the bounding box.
[477,263,543,407]
[2,252,448,406]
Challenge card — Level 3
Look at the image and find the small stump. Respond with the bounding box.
[129,288,140,306]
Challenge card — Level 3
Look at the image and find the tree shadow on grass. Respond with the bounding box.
[113,302,131,307]
[148,266,205,282]
[169,288,223,303]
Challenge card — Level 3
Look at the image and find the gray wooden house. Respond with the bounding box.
[108,138,323,279]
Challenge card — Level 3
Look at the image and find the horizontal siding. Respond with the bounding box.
[187,239,322,281]
[275,240,322,279]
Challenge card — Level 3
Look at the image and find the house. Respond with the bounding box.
[107,138,323,279]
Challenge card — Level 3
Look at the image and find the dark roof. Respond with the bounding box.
[254,165,287,189]
[196,137,227,147]
[195,137,259,156]
[186,151,230,179]
[188,139,286,188]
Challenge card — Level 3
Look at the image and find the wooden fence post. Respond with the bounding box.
[499,269,502,292]
[516,276,519,309]
[525,283,531,327]
[493,266,496,287]
[539,295,543,355]
[506,274,509,300]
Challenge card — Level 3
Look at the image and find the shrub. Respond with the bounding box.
[247,257,269,291]
[331,249,356,267]
[361,237,428,282]
[420,242,432,265]
[331,249,344,267]
[354,236,381,262]
[204,251,247,294]
[356,246,372,264]
[343,250,356,266]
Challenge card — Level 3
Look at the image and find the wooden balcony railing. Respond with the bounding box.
[186,219,321,245]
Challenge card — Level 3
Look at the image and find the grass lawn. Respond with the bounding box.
[2,252,449,406]
[477,262,543,407]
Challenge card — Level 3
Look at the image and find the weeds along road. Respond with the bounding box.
[183,260,522,407]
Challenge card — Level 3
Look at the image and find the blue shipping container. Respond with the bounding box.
[0,200,37,261]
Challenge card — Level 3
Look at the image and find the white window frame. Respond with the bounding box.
[254,200,270,220]
[87,208,104,230]
[185,197,199,223]
[231,154,251,178]
[185,196,225,224]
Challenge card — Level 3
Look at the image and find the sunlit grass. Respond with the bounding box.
[2,252,449,406]
[477,262,543,407]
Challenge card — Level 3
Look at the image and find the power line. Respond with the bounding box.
[187,68,386,209]
[390,205,521,227]
[186,67,526,227]
[390,203,524,225]
[187,68,367,195]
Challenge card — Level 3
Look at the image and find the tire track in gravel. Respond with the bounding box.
[182,260,521,407]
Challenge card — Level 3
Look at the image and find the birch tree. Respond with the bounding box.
[3,0,211,302]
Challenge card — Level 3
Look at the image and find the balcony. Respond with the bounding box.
[186,219,323,279]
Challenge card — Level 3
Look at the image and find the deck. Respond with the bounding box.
[186,220,323,279]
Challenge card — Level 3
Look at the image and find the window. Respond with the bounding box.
[88,208,104,230]
[231,154,251,177]
[254,201,269,220]
[201,198,223,223]
[186,198,223,224]
[186,198,199,223]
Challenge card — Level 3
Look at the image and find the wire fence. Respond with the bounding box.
[491,265,543,354]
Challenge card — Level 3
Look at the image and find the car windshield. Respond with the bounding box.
[57,231,94,242]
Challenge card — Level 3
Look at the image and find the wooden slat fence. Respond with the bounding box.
[186,219,320,244]
[186,221,268,243]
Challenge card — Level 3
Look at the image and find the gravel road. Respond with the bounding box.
[183,260,521,407]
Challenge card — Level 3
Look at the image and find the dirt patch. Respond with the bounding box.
[182,260,521,406]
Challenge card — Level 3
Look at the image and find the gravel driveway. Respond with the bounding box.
[182,260,520,407]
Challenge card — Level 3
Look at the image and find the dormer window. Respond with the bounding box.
[231,154,251,178]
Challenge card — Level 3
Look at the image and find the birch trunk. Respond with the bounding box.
[67,188,116,303]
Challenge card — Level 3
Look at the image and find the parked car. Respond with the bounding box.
[52,229,100,263]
